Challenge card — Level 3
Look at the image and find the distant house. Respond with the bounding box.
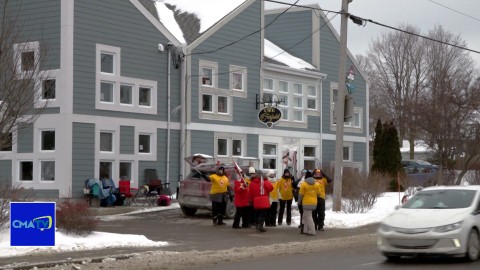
[0,0,369,199]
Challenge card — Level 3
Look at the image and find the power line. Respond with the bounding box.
[426,0,480,23]
[264,0,341,15]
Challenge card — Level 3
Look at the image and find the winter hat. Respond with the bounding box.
[304,170,313,179]
[283,168,291,177]
[248,167,256,174]
[267,170,276,181]
[217,166,225,173]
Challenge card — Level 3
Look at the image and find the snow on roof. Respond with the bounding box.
[264,39,316,70]
[154,1,186,43]
[161,0,247,33]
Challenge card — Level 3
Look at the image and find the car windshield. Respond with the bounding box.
[403,189,477,209]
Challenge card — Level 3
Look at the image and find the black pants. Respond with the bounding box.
[255,208,269,230]
[266,201,278,226]
[298,204,303,225]
[278,199,292,225]
[212,200,226,224]
[313,197,326,229]
[233,206,250,228]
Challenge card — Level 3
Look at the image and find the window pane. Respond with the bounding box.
[281,108,288,120]
[232,140,242,156]
[41,161,55,181]
[101,53,114,74]
[100,132,113,152]
[263,93,273,103]
[139,87,151,106]
[218,96,228,113]
[0,133,12,151]
[294,110,303,121]
[119,162,132,180]
[354,113,360,127]
[343,147,350,161]
[232,73,243,90]
[304,160,316,170]
[99,161,112,179]
[333,89,338,103]
[21,51,35,71]
[307,85,316,96]
[293,83,302,94]
[307,98,316,109]
[139,134,150,153]
[263,158,276,169]
[263,78,273,90]
[294,97,303,108]
[20,161,33,181]
[279,94,288,106]
[42,79,56,100]
[202,94,212,112]
[41,130,55,151]
[100,82,113,102]
[279,81,288,92]
[304,146,315,157]
[263,144,276,155]
[217,138,227,155]
[202,68,213,86]
[120,85,133,104]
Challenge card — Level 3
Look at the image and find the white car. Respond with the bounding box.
[377,185,480,261]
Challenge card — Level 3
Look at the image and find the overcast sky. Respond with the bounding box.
[266,0,480,67]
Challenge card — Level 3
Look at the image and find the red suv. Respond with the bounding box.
[178,163,249,219]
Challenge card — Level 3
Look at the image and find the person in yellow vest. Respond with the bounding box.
[298,173,321,235]
[276,168,294,226]
[203,166,229,226]
[312,168,332,231]
[266,170,279,227]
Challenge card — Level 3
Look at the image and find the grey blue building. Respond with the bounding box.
[0,0,369,199]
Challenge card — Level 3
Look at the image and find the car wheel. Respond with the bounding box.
[465,229,480,261]
[180,206,197,216]
[225,199,236,219]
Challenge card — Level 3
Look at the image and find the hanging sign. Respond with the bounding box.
[258,106,282,128]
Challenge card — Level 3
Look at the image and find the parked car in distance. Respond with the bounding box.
[377,185,480,261]
[178,163,250,219]
[401,159,438,168]
[403,164,440,187]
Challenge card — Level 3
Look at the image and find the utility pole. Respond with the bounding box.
[332,0,351,212]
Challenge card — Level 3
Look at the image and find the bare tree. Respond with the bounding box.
[416,25,480,184]
[365,25,429,158]
[0,0,51,151]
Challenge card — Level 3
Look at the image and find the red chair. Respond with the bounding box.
[118,180,138,205]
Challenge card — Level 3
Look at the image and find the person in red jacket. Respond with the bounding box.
[248,168,273,232]
[232,172,250,229]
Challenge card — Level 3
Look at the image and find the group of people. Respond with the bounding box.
[203,165,332,235]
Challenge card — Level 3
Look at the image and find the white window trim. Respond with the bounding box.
[95,44,157,114]
[98,160,115,179]
[230,65,247,92]
[135,129,157,161]
[39,159,55,181]
[306,85,318,111]
[217,95,230,115]
[138,133,152,154]
[17,160,34,182]
[199,60,218,88]
[99,131,115,153]
[214,133,246,159]
[353,109,362,128]
[232,138,244,157]
[13,41,40,76]
[201,94,214,113]
[35,69,60,108]
[39,129,55,152]
[343,143,353,162]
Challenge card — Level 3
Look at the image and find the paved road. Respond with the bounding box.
[0,206,378,269]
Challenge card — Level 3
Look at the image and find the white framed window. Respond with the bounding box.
[120,84,133,105]
[343,145,353,162]
[262,144,277,170]
[138,134,151,154]
[230,65,247,92]
[119,161,132,180]
[41,130,55,151]
[217,138,228,156]
[281,108,289,120]
[14,41,39,74]
[139,87,151,107]
[279,81,288,93]
[99,161,113,179]
[307,85,317,110]
[303,146,316,170]
[100,132,114,152]
[42,79,56,100]
[40,160,55,181]
[354,112,361,128]
[263,78,273,91]
[96,44,157,114]
[202,67,213,86]
[217,96,228,114]
[100,81,114,103]
[0,133,12,152]
[293,110,303,122]
[232,139,242,156]
[202,94,213,112]
[19,161,34,181]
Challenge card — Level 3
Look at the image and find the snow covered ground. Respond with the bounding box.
[0,192,403,258]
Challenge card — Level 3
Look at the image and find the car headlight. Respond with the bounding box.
[432,221,463,233]
[379,223,394,232]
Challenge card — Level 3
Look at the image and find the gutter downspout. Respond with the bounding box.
[179,45,187,197]
[166,45,172,186]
